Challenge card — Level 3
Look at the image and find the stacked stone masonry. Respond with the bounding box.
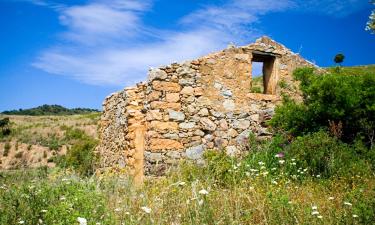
[97,36,316,176]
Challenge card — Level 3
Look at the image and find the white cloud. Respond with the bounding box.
[30,0,368,86]
[32,0,293,86]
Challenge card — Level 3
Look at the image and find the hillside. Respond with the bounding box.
[1,104,100,116]
[0,113,100,169]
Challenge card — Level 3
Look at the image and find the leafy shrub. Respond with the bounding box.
[270,67,375,147]
[285,131,370,178]
[57,137,98,176]
[0,118,11,137]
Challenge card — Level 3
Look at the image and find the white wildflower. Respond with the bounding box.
[316,175,321,178]
[311,211,319,215]
[77,217,87,225]
[291,162,297,166]
[352,214,358,218]
[278,160,285,164]
[291,158,296,161]
[114,208,121,212]
[177,181,186,186]
[245,172,250,176]
[141,206,151,214]
[344,202,352,206]
[258,161,265,166]
[271,180,278,185]
[317,215,323,219]
[198,199,204,206]
[40,209,47,213]
[18,221,25,224]
[60,196,66,201]
[328,197,334,200]
[312,205,318,210]
[199,189,209,195]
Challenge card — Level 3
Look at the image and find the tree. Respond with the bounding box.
[366,1,375,34]
[334,53,345,66]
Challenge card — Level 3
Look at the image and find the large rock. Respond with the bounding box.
[168,110,185,121]
[149,139,183,151]
[200,118,217,131]
[152,81,181,92]
[148,68,168,81]
[150,121,178,131]
[185,145,205,160]
[179,122,196,129]
[166,93,180,103]
[150,101,181,110]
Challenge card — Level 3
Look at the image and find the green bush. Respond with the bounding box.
[270,67,375,146]
[57,137,98,176]
[285,131,370,178]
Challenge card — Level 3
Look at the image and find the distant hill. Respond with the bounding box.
[1,104,100,116]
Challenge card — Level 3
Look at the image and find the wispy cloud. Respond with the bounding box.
[295,0,369,17]
[32,0,293,86]
[30,0,369,86]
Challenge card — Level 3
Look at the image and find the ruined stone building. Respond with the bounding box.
[97,36,315,177]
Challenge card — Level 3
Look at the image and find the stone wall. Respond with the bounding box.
[97,36,316,176]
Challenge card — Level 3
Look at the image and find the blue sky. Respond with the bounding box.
[0,0,374,111]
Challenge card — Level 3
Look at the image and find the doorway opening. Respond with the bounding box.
[251,52,276,94]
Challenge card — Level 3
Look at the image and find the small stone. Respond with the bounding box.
[223,99,235,111]
[179,122,196,129]
[210,110,225,118]
[186,145,205,160]
[147,152,163,163]
[214,82,223,90]
[232,119,250,130]
[166,93,180,103]
[194,129,205,137]
[146,110,163,121]
[228,128,238,137]
[179,78,195,86]
[250,114,260,122]
[180,86,194,95]
[222,90,233,97]
[194,87,204,96]
[198,108,209,116]
[218,119,228,130]
[226,146,239,157]
[200,117,217,131]
[204,134,214,142]
[163,133,179,140]
[236,130,250,145]
[214,138,228,148]
[168,110,185,121]
[148,91,162,101]
[166,151,181,159]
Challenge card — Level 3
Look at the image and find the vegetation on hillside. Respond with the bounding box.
[2,104,100,116]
